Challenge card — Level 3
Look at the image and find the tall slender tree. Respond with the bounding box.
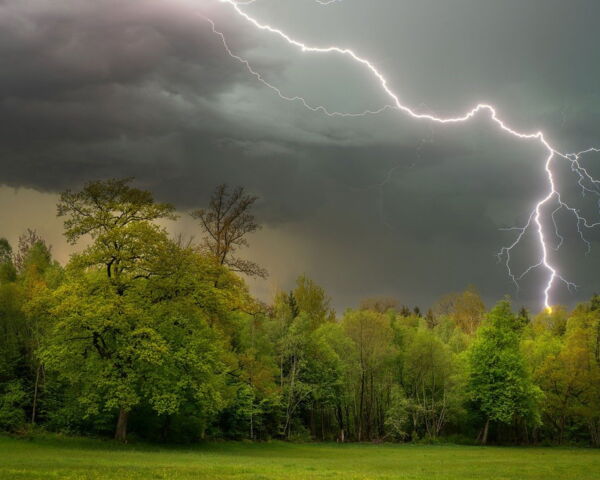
[468,299,541,444]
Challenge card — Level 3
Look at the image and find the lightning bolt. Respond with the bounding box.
[208,0,600,310]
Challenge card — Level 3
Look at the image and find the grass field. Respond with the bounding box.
[1,435,599,480]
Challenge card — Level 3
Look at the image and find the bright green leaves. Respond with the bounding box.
[467,300,542,429]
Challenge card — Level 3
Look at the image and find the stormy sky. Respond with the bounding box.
[1,0,600,312]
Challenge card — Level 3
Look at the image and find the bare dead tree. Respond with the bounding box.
[191,184,267,278]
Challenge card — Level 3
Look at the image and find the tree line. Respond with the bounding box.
[1,178,600,445]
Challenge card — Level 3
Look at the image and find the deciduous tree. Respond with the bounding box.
[191,184,266,278]
[467,300,541,444]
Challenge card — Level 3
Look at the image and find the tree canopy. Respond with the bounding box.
[1,178,600,446]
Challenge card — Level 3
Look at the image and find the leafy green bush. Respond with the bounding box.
[0,380,27,432]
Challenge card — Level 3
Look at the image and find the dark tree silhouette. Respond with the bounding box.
[191,184,267,278]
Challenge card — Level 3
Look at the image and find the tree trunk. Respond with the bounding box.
[115,408,129,442]
[595,321,600,363]
[285,357,297,439]
[559,416,565,445]
[358,370,365,441]
[481,418,490,445]
[161,415,173,442]
[31,364,42,425]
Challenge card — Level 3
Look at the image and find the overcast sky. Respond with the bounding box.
[1,0,600,312]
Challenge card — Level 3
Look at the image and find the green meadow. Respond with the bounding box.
[1,436,599,480]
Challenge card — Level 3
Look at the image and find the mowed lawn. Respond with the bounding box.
[1,436,600,480]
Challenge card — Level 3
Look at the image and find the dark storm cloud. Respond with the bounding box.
[0,1,254,98]
[0,0,285,189]
[1,0,600,311]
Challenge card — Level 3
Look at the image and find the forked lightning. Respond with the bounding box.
[206,0,600,310]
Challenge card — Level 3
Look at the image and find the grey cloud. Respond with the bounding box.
[1,0,599,311]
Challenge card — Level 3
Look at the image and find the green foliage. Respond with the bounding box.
[384,386,409,440]
[0,381,27,431]
[57,178,176,244]
[40,253,229,431]
[43,179,242,441]
[0,238,16,284]
[4,179,600,447]
[293,275,335,328]
[402,328,464,439]
[467,300,541,434]
[342,309,396,441]
[0,238,11,263]
[0,283,25,380]
[433,286,486,334]
[531,308,600,445]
